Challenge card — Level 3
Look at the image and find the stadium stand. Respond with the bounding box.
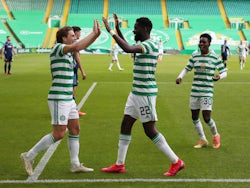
[67,0,103,28]
[0,2,15,45]
[70,0,103,14]
[166,0,221,16]
[0,0,249,53]
[5,0,47,11]
[68,0,103,27]
[67,0,249,53]
[67,0,169,51]
[108,0,163,29]
[223,0,250,18]
[67,0,104,51]
[223,0,250,30]
[7,11,47,48]
[165,0,250,53]
[50,0,64,15]
[0,21,13,46]
[242,30,250,42]
[0,0,48,48]
[109,0,162,15]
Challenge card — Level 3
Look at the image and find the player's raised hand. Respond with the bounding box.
[93,19,101,36]
[102,16,111,32]
[113,13,119,29]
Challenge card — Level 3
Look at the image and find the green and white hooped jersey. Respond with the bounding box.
[132,39,159,96]
[186,50,226,98]
[48,43,74,101]
[237,45,247,57]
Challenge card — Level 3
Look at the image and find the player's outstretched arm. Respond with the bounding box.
[176,68,189,84]
[102,16,142,53]
[113,13,126,42]
[64,19,101,54]
[212,71,227,81]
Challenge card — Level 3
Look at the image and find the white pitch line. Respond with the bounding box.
[98,81,250,85]
[1,178,250,184]
[157,82,250,85]
[26,82,97,182]
[27,141,61,182]
[77,82,97,110]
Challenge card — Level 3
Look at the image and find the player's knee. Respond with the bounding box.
[68,127,80,136]
[53,132,66,141]
[143,123,158,139]
[144,130,156,140]
[191,115,199,121]
[203,117,210,124]
[144,128,151,138]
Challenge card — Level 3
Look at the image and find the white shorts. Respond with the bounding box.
[112,54,118,61]
[48,100,79,125]
[124,92,158,123]
[190,97,213,111]
[239,54,246,60]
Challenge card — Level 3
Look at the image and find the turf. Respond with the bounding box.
[0,53,249,188]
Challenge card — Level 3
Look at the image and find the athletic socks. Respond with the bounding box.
[152,133,178,164]
[206,118,218,136]
[108,62,114,70]
[26,133,82,166]
[109,62,123,70]
[116,62,122,70]
[68,135,80,166]
[4,64,11,73]
[26,134,56,160]
[193,119,207,141]
[116,134,131,165]
[8,64,11,73]
[116,133,179,165]
[193,118,219,138]
[4,64,7,73]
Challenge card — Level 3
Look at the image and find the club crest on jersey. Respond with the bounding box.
[60,115,66,121]
[200,63,206,69]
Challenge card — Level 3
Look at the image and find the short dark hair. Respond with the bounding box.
[200,33,212,43]
[72,26,81,33]
[56,26,73,43]
[136,17,152,33]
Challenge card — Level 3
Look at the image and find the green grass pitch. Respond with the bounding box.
[0,53,250,188]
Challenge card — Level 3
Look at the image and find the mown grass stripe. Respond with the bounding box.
[1,178,250,184]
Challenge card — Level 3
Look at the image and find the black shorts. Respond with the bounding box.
[221,53,228,61]
[4,56,13,62]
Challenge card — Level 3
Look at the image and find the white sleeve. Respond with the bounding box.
[177,68,189,79]
[219,71,227,79]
